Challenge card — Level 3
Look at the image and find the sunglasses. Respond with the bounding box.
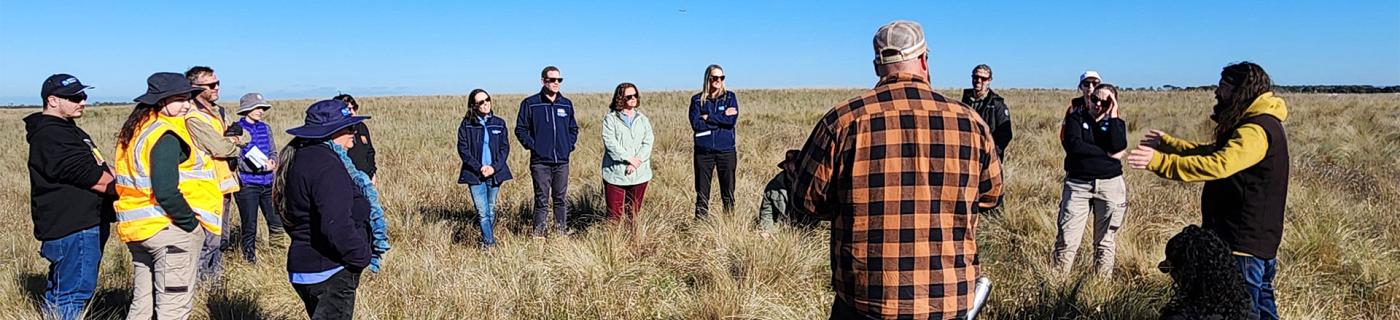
[58,93,88,103]
[1079,80,1100,88]
[1090,96,1113,107]
[623,94,638,101]
[710,75,726,82]
[543,77,564,84]
[479,97,492,103]
[194,81,221,89]
[972,75,991,82]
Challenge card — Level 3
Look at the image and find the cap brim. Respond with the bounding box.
[52,85,94,97]
[285,116,369,138]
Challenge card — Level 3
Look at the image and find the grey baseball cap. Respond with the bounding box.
[873,20,927,65]
[237,92,272,115]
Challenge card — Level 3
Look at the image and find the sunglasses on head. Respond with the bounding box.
[544,77,564,84]
[194,81,221,89]
[58,92,88,103]
[711,75,726,82]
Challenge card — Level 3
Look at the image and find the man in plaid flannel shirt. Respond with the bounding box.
[791,20,1004,319]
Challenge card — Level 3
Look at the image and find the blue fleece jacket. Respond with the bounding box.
[689,91,740,153]
[514,89,579,165]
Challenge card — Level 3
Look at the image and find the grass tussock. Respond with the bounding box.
[0,89,1396,319]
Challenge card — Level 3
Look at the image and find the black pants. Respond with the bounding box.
[292,269,360,320]
[234,184,282,262]
[693,151,737,218]
[529,163,570,235]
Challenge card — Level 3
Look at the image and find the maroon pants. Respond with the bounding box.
[604,182,649,220]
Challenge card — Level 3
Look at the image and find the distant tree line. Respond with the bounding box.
[1143,85,1400,93]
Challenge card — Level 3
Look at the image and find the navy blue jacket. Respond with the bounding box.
[457,115,513,185]
[515,89,579,164]
[283,142,372,273]
[689,91,740,153]
[1061,109,1128,180]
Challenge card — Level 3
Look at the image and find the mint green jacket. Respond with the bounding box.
[601,109,654,186]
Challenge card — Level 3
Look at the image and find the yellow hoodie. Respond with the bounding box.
[1148,92,1288,182]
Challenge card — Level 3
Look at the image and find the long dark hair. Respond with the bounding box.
[1212,62,1273,142]
[117,104,161,149]
[271,137,325,222]
[333,93,359,112]
[465,89,491,121]
[1160,225,1256,319]
[608,82,639,112]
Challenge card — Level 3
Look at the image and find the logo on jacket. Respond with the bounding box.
[556,108,567,117]
[491,130,502,134]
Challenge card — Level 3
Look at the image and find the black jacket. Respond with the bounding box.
[24,113,114,241]
[1060,109,1127,179]
[961,89,1012,158]
[283,143,372,273]
[348,122,377,178]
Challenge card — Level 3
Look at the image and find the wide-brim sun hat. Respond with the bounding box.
[134,72,204,105]
[286,99,370,139]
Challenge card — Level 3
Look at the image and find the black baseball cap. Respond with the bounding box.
[41,74,94,99]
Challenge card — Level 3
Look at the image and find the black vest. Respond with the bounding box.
[1201,115,1289,259]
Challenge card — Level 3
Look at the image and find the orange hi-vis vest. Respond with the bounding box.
[187,107,240,194]
[113,114,224,242]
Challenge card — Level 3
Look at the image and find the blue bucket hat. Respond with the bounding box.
[286,99,370,139]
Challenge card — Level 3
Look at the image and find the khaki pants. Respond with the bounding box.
[128,226,204,320]
[1052,176,1127,275]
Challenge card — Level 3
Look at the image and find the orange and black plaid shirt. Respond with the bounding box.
[791,72,1003,319]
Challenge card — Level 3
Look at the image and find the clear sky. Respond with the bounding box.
[2,1,1397,105]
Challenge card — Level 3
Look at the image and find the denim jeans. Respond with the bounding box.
[39,224,107,320]
[236,184,283,262]
[1236,255,1279,320]
[469,183,501,246]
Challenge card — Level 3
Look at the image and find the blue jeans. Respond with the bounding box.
[469,183,501,246]
[39,225,108,320]
[1236,255,1279,320]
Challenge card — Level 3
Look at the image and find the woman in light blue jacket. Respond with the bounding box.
[600,82,654,221]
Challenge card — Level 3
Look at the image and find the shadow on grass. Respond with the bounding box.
[207,287,270,320]
[995,273,1166,319]
[418,189,608,245]
[19,272,131,320]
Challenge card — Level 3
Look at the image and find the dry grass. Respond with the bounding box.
[0,89,1396,319]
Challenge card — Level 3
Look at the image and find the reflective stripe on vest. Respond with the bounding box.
[113,115,225,242]
[186,109,240,194]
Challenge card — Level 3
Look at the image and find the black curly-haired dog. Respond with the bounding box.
[1158,225,1258,320]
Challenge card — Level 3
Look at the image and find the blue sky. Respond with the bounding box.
[2,1,1397,105]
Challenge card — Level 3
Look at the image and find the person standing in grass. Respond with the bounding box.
[184,66,242,285]
[600,82,655,222]
[25,74,115,320]
[960,64,1012,159]
[115,72,222,319]
[458,89,513,249]
[689,64,740,219]
[227,93,284,263]
[334,94,378,184]
[790,20,1003,319]
[515,66,580,237]
[1128,62,1288,320]
[1052,83,1128,277]
[275,100,377,319]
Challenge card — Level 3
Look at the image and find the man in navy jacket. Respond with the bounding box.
[515,66,580,237]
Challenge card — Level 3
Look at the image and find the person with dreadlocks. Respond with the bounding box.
[1158,225,1257,320]
[1128,61,1288,320]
